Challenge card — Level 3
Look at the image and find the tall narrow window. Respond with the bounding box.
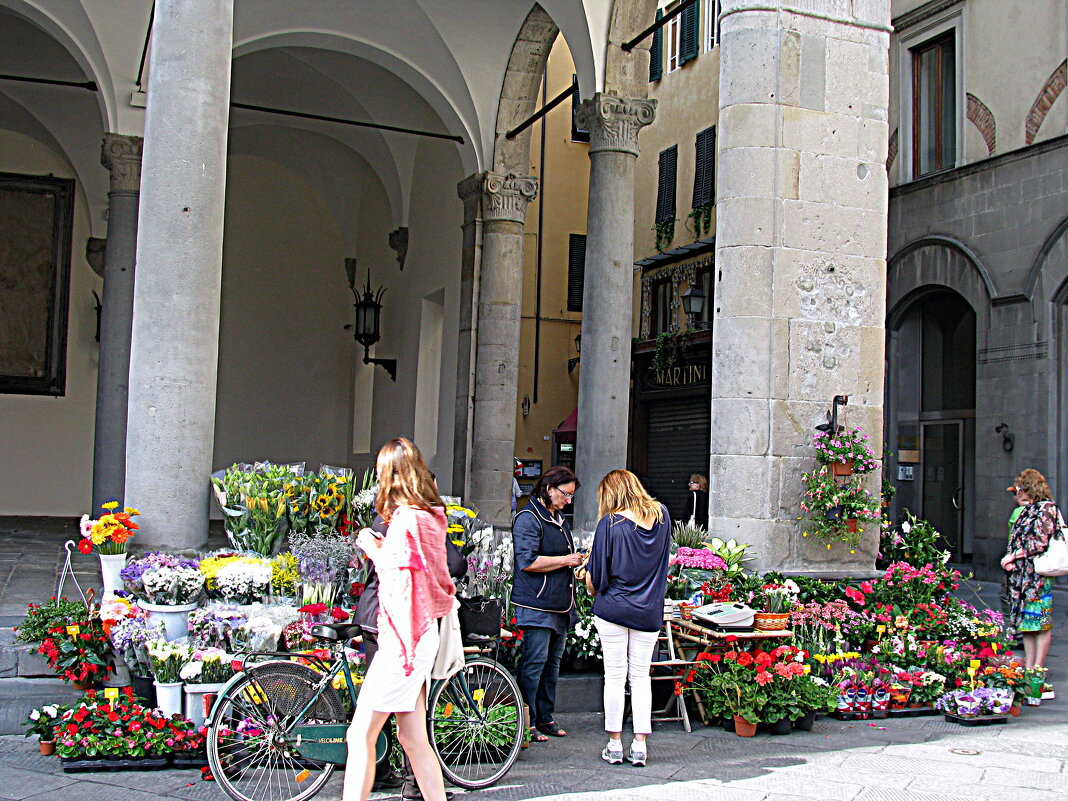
[649,9,663,81]
[566,234,586,313]
[706,0,721,51]
[650,278,673,336]
[911,32,956,178]
[692,125,716,209]
[666,14,680,73]
[679,0,699,66]
[655,145,678,224]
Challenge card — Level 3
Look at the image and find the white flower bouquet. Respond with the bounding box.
[146,639,193,683]
[141,566,205,605]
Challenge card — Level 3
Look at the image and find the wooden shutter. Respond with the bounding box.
[649,9,663,82]
[644,394,712,521]
[679,0,700,65]
[692,125,716,208]
[567,234,586,313]
[655,146,678,223]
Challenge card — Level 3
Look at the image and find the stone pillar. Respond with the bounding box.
[124,0,235,548]
[451,175,484,499]
[92,134,143,509]
[711,0,891,571]
[572,95,656,531]
[466,173,538,526]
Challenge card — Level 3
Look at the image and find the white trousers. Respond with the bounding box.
[594,616,660,735]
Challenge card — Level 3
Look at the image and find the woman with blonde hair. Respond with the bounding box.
[345,438,455,801]
[1001,468,1061,690]
[584,469,672,767]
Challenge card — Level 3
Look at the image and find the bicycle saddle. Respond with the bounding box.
[310,623,364,642]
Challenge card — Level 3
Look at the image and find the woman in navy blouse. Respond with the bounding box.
[585,469,671,767]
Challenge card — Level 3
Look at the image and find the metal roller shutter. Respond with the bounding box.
[643,395,711,524]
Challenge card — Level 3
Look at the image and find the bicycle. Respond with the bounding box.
[205,620,524,801]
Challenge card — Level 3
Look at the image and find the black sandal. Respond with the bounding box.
[535,722,568,737]
[529,728,549,743]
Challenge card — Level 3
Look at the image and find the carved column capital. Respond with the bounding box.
[481,172,538,224]
[575,94,657,157]
[101,134,144,194]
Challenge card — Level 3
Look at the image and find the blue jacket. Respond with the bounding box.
[510,497,577,614]
[588,507,672,632]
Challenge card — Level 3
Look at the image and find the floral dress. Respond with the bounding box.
[1006,501,1058,633]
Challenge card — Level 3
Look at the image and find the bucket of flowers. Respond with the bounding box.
[122,552,204,641]
[78,501,140,597]
[666,547,729,606]
[200,552,274,605]
[146,639,194,718]
[181,647,236,727]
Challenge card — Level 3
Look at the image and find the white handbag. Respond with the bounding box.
[431,599,465,680]
[1033,511,1068,577]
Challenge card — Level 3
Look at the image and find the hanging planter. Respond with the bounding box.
[846,518,859,534]
[831,459,855,476]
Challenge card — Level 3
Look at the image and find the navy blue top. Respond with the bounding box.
[587,507,672,632]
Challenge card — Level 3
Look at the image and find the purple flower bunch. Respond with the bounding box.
[120,552,199,584]
[671,547,728,571]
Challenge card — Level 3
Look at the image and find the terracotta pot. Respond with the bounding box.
[72,680,98,692]
[733,715,758,737]
[845,518,859,534]
[39,740,56,756]
[1009,704,1021,717]
[831,459,854,476]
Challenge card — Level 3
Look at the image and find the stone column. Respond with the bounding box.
[466,173,538,526]
[124,0,235,548]
[92,134,143,509]
[451,175,484,499]
[572,95,656,531]
[711,0,891,571]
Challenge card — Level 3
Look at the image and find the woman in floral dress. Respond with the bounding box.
[1000,469,1058,682]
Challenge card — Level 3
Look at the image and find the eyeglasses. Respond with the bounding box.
[552,487,575,500]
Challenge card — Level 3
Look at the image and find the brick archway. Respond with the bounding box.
[1025,58,1067,145]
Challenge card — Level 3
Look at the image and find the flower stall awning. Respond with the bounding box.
[553,407,578,445]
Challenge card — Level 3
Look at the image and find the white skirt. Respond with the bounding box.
[359,622,440,713]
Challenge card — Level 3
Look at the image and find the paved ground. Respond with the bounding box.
[1,518,1066,801]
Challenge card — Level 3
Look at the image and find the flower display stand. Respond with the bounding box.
[61,756,170,773]
[142,601,199,641]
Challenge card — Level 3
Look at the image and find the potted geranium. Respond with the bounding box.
[689,644,772,736]
[24,704,66,754]
[78,501,140,597]
[147,639,193,717]
[36,607,114,689]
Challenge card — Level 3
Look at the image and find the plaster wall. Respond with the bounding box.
[515,36,589,476]
[0,130,100,514]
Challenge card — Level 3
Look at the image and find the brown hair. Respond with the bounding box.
[374,438,443,522]
[689,474,708,492]
[1013,468,1053,503]
[531,465,580,506]
[598,469,664,524]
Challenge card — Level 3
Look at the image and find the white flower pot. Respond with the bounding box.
[141,601,200,641]
[154,680,184,718]
[184,682,226,726]
[99,553,127,598]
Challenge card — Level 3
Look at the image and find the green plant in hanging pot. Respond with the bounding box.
[800,466,880,549]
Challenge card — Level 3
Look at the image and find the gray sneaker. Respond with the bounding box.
[601,741,624,765]
[628,743,647,767]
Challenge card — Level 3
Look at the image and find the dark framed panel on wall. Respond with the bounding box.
[0,171,75,395]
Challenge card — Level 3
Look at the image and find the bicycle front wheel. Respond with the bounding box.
[428,657,524,789]
[207,661,346,801]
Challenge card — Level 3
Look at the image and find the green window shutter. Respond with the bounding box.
[692,125,716,208]
[649,9,663,82]
[679,0,699,65]
[655,145,678,223]
[567,234,587,313]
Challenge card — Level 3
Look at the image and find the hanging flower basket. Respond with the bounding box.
[831,459,855,477]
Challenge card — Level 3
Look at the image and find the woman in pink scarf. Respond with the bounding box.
[344,438,455,801]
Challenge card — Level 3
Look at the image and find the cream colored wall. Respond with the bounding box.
[0,130,100,514]
[889,0,1068,187]
[632,9,720,335]
[514,35,590,474]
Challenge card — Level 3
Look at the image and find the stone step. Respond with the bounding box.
[0,678,83,735]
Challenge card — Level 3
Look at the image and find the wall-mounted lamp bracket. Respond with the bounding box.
[362,352,397,382]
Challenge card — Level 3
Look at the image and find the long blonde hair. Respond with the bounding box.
[597,469,663,524]
[374,438,443,522]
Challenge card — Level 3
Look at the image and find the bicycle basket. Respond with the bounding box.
[458,596,503,638]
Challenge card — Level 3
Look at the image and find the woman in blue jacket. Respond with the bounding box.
[585,469,671,767]
[510,465,584,742]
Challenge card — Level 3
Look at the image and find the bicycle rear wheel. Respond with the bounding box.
[427,657,524,789]
[207,661,345,801]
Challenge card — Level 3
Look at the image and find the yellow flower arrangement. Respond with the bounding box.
[271,552,299,597]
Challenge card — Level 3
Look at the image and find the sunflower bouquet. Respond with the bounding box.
[78,501,140,555]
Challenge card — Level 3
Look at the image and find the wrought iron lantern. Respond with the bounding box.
[346,261,397,381]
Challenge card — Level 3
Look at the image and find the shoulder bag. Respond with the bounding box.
[1033,508,1068,577]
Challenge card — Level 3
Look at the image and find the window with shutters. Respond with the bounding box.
[570,75,589,143]
[649,9,663,82]
[650,277,673,337]
[566,234,586,313]
[691,126,716,209]
[679,0,699,66]
[655,146,678,223]
[666,14,680,73]
[695,266,713,327]
[705,0,721,51]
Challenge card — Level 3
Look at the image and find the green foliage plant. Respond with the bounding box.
[671,520,709,550]
[652,217,676,252]
[16,597,88,644]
